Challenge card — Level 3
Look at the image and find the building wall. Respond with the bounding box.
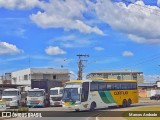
[12,69,31,85]
[11,68,69,86]
[139,89,147,98]
[0,76,2,84]
[86,71,144,83]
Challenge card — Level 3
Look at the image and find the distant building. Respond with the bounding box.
[11,68,70,91]
[138,81,160,98]
[86,70,144,83]
[0,73,15,91]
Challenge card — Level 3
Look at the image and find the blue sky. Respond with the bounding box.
[0,0,160,81]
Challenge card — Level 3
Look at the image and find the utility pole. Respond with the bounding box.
[77,54,89,80]
[28,56,31,68]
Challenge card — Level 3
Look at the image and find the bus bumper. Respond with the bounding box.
[26,104,43,107]
[50,101,62,106]
[62,104,87,111]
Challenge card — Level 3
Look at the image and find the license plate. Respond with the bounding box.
[54,102,60,105]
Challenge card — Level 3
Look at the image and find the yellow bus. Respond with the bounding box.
[62,79,138,111]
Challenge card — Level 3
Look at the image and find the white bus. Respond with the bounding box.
[62,79,138,111]
[2,88,21,108]
[50,87,63,106]
[26,88,49,107]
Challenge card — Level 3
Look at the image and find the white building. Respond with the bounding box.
[86,70,144,83]
[11,68,70,91]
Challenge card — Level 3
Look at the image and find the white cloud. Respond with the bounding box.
[60,38,94,48]
[95,0,160,44]
[0,0,40,9]
[45,46,66,55]
[94,46,104,51]
[51,35,95,48]
[69,71,87,80]
[69,71,77,80]
[157,0,160,6]
[55,35,76,41]
[30,0,104,35]
[122,51,134,57]
[53,58,70,65]
[14,28,26,37]
[0,42,22,55]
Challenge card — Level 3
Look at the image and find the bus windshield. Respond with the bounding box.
[27,91,43,97]
[62,88,80,102]
[50,90,58,95]
[3,91,18,96]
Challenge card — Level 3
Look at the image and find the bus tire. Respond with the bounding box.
[89,102,96,111]
[127,99,132,107]
[122,99,127,108]
[42,100,46,108]
[75,109,80,112]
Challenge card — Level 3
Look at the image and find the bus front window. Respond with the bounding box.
[62,88,80,102]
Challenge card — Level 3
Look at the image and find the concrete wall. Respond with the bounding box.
[11,68,69,86]
[139,89,147,98]
[0,76,2,84]
[87,72,144,83]
[12,68,31,85]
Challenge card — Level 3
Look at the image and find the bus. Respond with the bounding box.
[50,87,63,106]
[62,79,138,111]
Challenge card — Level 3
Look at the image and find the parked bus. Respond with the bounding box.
[62,79,138,111]
[50,87,63,106]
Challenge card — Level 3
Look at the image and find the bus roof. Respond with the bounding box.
[50,87,63,90]
[28,88,45,92]
[66,79,137,84]
[4,88,19,91]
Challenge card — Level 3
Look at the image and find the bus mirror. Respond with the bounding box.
[78,88,81,94]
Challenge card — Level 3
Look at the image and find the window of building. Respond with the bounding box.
[53,75,56,79]
[24,75,28,80]
[103,74,108,78]
[43,74,50,79]
[132,74,137,80]
[117,76,121,80]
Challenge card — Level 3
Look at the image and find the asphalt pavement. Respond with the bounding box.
[1,98,160,120]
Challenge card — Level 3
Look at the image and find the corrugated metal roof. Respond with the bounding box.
[138,83,156,87]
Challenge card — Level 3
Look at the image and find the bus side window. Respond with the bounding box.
[111,83,115,90]
[114,83,120,90]
[121,83,126,90]
[90,82,98,91]
[98,82,107,91]
[107,83,112,90]
[132,83,137,89]
[128,83,132,89]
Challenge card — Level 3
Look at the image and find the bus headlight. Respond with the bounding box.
[75,101,81,105]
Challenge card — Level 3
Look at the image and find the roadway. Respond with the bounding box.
[2,98,160,120]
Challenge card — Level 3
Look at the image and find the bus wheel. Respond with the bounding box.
[75,109,80,112]
[122,99,127,108]
[42,100,46,108]
[127,99,132,107]
[89,102,96,111]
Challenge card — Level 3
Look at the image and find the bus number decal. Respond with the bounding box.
[114,91,128,95]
